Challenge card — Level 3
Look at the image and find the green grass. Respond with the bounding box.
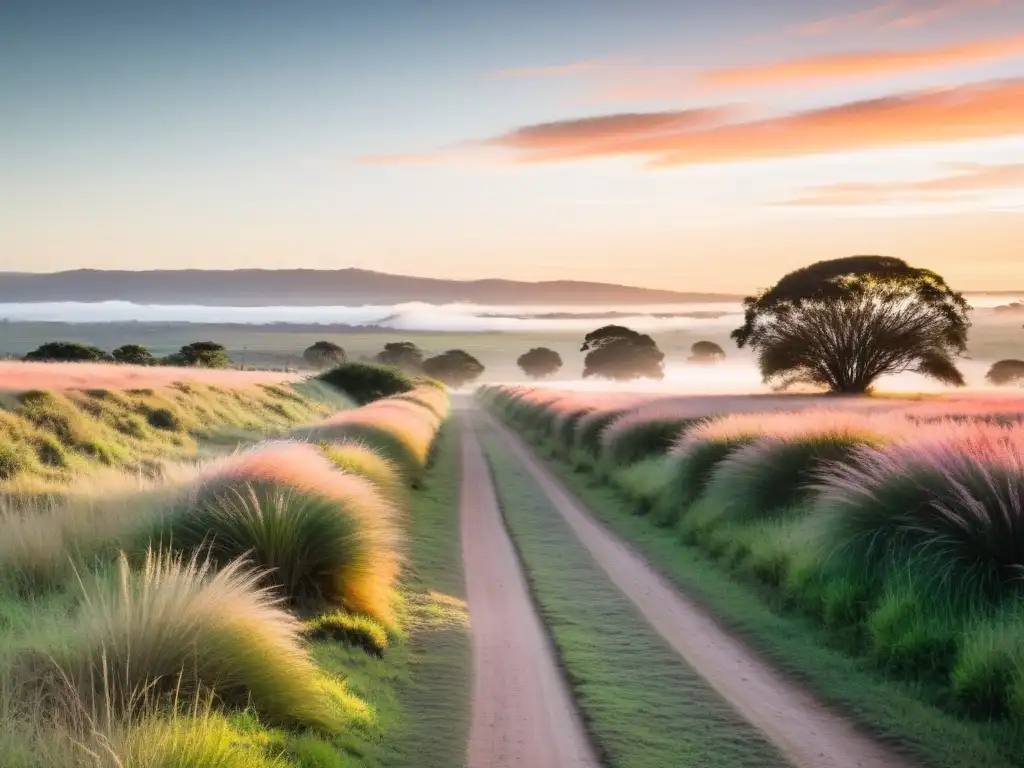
[0,404,461,767]
[378,424,471,768]
[293,424,471,768]
[524,437,1024,768]
[475,420,788,768]
[0,381,349,494]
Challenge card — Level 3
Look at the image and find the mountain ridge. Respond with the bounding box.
[0,269,740,306]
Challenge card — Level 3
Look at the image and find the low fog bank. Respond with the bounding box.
[491,358,1009,395]
[0,295,1015,333]
[0,301,743,333]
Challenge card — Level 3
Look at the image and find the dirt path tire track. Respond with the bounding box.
[458,411,600,768]
[482,407,916,768]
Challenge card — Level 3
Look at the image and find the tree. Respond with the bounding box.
[422,350,485,388]
[987,359,1024,386]
[112,344,157,366]
[375,342,424,372]
[165,341,231,368]
[303,340,346,370]
[732,256,970,394]
[24,341,110,362]
[580,325,664,381]
[688,340,725,364]
[517,347,563,379]
[318,361,416,404]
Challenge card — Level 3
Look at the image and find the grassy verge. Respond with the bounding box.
[243,423,471,768]
[0,380,351,494]
[475,419,788,768]
[521,434,1022,768]
[370,423,472,768]
[0,395,464,768]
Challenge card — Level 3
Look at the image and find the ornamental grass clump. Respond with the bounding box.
[162,441,400,622]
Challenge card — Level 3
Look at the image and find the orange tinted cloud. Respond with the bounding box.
[492,107,742,151]
[698,34,1024,89]
[795,2,905,36]
[490,79,1024,166]
[886,0,1007,29]
[781,162,1024,205]
[794,0,1005,36]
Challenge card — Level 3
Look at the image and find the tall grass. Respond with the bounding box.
[165,441,400,621]
[296,386,447,485]
[322,441,405,505]
[698,413,901,527]
[11,550,340,732]
[0,472,189,592]
[812,424,1024,610]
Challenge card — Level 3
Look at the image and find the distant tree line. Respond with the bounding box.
[24,260,1011,392]
[23,341,233,368]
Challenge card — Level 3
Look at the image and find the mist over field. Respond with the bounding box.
[0,294,1017,332]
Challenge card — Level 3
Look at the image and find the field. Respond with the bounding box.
[4,349,1024,768]
[0,313,1019,383]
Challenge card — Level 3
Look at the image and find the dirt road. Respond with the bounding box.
[483,407,915,768]
[458,413,599,768]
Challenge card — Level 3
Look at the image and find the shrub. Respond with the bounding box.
[688,340,725,364]
[303,341,346,370]
[986,359,1024,386]
[23,341,110,363]
[581,325,664,381]
[165,442,400,621]
[374,341,424,372]
[317,362,416,405]
[19,551,341,731]
[112,344,157,366]
[164,342,231,369]
[421,350,485,388]
[146,407,181,431]
[812,425,1024,610]
[517,347,563,379]
[305,611,390,657]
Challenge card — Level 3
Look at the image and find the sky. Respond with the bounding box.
[3,0,1024,294]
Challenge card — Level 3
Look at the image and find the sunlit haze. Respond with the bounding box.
[4,1,1024,292]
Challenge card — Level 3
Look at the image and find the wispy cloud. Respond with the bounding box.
[361,79,1024,168]
[794,0,1006,36]
[440,78,1024,167]
[696,34,1024,90]
[780,162,1024,206]
[794,1,906,36]
[886,0,1007,29]
[490,107,743,150]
